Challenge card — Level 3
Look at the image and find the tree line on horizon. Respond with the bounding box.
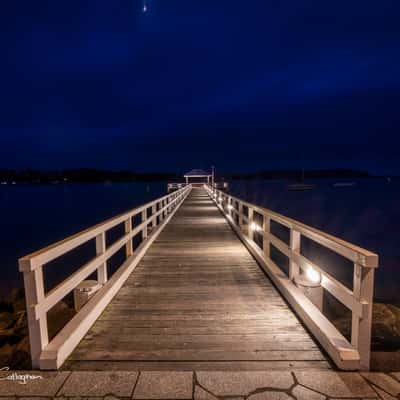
[0,168,378,184]
[0,169,180,183]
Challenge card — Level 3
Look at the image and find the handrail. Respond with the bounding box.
[205,184,378,370]
[19,189,186,270]
[167,182,186,188]
[19,185,192,369]
[213,190,377,268]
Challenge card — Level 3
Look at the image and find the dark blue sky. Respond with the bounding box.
[1,1,399,174]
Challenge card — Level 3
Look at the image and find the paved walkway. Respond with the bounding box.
[1,369,400,399]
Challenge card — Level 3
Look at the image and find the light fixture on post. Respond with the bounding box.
[294,265,323,311]
[306,266,321,284]
[250,222,260,232]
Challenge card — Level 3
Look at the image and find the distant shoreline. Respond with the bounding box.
[0,168,395,185]
[0,169,180,185]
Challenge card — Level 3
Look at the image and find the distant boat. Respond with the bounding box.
[333,182,356,188]
[288,183,314,191]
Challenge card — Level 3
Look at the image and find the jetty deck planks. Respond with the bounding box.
[64,188,330,370]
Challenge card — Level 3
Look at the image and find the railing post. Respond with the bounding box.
[248,207,254,240]
[152,204,157,228]
[125,218,133,257]
[20,262,49,369]
[289,229,301,281]
[352,263,374,370]
[162,199,166,220]
[157,201,163,224]
[238,202,244,230]
[142,209,148,239]
[96,232,107,285]
[263,215,271,258]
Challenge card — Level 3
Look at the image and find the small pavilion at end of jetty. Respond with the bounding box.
[184,169,213,186]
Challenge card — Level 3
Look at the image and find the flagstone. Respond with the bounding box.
[133,371,193,399]
[196,371,294,397]
[0,371,69,397]
[295,371,374,398]
[57,371,138,397]
[292,385,325,400]
[248,392,292,400]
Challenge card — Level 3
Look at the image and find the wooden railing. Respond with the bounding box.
[205,185,378,370]
[19,185,191,369]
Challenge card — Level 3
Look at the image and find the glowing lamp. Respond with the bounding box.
[306,267,321,284]
[228,204,233,210]
[250,222,260,232]
[218,197,222,202]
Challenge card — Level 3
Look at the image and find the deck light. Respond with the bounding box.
[250,222,260,232]
[228,204,233,210]
[306,267,321,284]
[218,196,222,202]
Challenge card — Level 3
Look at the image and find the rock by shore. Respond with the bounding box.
[330,302,400,371]
[0,287,75,369]
[332,303,400,350]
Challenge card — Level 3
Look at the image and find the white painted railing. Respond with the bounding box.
[19,185,191,369]
[205,185,378,370]
[167,182,187,192]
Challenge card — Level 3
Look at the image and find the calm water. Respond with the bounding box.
[0,179,398,302]
[0,181,166,299]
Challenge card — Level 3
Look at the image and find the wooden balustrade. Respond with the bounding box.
[19,185,191,369]
[206,185,378,370]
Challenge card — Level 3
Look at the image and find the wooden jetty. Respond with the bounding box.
[19,182,378,371]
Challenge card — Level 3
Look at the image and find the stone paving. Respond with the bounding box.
[1,369,400,399]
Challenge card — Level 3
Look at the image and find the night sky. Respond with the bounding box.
[1,1,399,174]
